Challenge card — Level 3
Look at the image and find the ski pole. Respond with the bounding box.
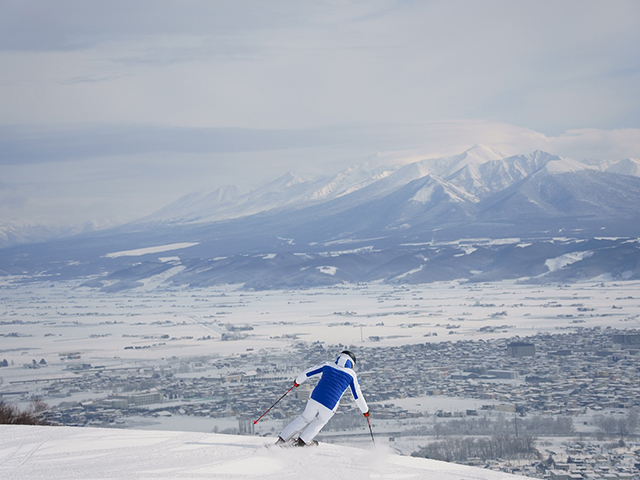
[366,415,375,445]
[253,385,295,424]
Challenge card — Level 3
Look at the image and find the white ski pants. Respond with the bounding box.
[279,398,334,444]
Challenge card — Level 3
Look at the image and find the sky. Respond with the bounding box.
[1,0,640,227]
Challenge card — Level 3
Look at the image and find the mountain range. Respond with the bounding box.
[1,146,639,290]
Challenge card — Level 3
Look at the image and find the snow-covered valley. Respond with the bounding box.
[2,279,640,478]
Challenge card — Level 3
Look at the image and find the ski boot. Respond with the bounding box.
[294,438,318,447]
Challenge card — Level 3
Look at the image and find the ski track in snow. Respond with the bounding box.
[0,425,523,480]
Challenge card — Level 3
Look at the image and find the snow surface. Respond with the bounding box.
[1,278,638,371]
[545,251,594,272]
[542,157,594,174]
[606,158,640,177]
[104,242,200,258]
[317,265,338,275]
[0,425,524,480]
[410,183,438,203]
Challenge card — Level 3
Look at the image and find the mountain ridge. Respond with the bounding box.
[135,147,628,230]
[1,146,639,290]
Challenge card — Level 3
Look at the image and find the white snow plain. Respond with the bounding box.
[1,279,639,375]
[0,424,524,480]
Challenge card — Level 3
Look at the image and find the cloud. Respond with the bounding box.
[0,1,388,52]
[0,124,374,165]
[60,73,132,85]
[0,180,28,218]
[0,192,27,210]
[2,120,639,168]
[544,128,640,160]
[367,121,640,165]
[1,1,638,132]
[1,1,639,228]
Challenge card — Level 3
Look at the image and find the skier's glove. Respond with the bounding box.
[363,409,370,417]
[294,381,299,387]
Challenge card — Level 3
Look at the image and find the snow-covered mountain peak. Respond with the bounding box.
[606,157,640,177]
[310,163,398,201]
[138,185,254,224]
[542,155,595,174]
[410,175,476,204]
[131,147,630,231]
[260,171,315,191]
[213,185,253,202]
[441,149,556,200]
[463,143,508,160]
[446,144,508,172]
[396,158,437,180]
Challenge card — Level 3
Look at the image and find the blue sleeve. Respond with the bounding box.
[348,373,369,413]
[295,363,327,385]
[305,366,325,378]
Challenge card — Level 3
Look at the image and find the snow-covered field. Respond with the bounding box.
[0,424,524,480]
[1,278,638,387]
[2,279,638,365]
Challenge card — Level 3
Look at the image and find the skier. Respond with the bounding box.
[277,350,370,447]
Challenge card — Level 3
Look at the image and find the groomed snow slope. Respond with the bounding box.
[1,425,526,480]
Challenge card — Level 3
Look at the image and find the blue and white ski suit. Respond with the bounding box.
[279,353,369,444]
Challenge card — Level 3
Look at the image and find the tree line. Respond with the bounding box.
[593,409,639,438]
[0,399,51,425]
[412,434,539,463]
[406,414,575,437]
